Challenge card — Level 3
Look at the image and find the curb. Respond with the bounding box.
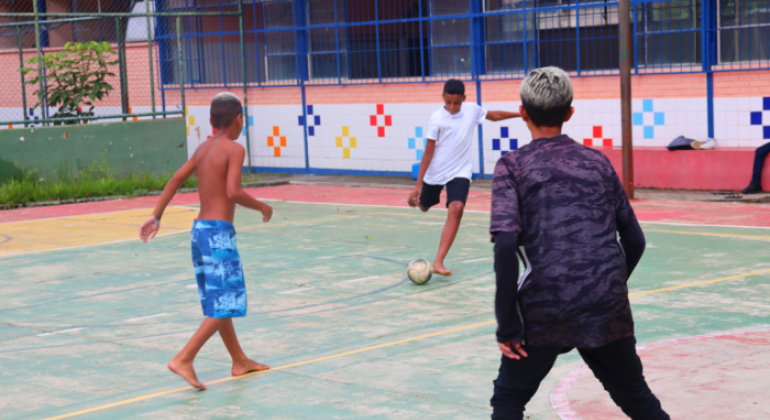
[0,180,290,210]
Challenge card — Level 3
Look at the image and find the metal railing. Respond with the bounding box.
[152,0,769,91]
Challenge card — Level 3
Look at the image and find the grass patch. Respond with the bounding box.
[0,160,265,206]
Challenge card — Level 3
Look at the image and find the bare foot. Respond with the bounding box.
[168,358,206,390]
[231,358,270,376]
[432,262,453,276]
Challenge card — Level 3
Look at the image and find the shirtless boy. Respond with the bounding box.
[139,92,273,389]
[408,79,521,276]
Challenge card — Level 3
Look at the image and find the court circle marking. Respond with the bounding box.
[549,327,770,419]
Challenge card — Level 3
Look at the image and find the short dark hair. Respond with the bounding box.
[520,67,573,128]
[210,92,243,129]
[443,79,465,96]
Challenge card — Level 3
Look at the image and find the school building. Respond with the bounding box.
[1,0,769,190]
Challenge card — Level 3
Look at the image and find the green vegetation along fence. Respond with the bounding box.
[0,0,254,168]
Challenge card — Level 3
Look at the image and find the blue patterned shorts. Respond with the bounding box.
[191,220,247,318]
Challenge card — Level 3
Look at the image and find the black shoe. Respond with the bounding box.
[742,182,764,194]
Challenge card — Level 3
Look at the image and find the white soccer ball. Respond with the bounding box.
[407,259,432,285]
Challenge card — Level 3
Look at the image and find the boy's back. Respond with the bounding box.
[195,137,244,223]
[491,135,638,348]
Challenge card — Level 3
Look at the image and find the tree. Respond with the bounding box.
[21,41,119,125]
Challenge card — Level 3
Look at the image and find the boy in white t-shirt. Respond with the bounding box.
[408,79,521,276]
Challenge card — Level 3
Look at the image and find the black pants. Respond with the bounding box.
[490,336,669,420]
[751,141,770,185]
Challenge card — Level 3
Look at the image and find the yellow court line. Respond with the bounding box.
[628,269,770,297]
[40,268,770,420]
[644,229,770,240]
[41,320,496,420]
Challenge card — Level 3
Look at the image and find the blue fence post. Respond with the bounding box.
[471,0,486,178]
[294,0,310,172]
[374,0,382,83]
[576,0,581,76]
[632,2,638,74]
[702,0,715,139]
[522,0,528,75]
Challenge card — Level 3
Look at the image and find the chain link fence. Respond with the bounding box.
[0,0,244,128]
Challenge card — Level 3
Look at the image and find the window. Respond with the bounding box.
[263,1,297,83]
[307,0,348,82]
[719,0,770,64]
[637,0,702,69]
[430,0,472,77]
[484,0,537,75]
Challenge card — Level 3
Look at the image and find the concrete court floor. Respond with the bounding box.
[0,183,769,419]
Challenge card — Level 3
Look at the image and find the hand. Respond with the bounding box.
[408,187,421,207]
[261,204,273,223]
[139,216,160,243]
[498,341,528,360]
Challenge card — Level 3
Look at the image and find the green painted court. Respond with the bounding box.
[2,191,770,419]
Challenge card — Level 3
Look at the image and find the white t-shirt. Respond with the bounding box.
[423,102,487,185]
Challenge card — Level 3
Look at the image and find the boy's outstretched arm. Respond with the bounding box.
[140,155,197,242]
[408,139,436,207]
[486,111,521,122]
[226,146,273,222]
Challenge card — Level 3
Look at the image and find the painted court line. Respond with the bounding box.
[38,268,770,420]
[127,314,169,323]
[463,257,492,263]
[260,198,770,230]
[645,229,770,240]
[278,287,315,294]
[344,276,380,283]
[37,328,85,337]
[550,326,770,420]
[0,229,191,259]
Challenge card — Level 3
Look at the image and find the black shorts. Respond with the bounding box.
[419,177,471,209]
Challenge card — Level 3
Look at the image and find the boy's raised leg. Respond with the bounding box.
[168,317,227,389]
[433,201,465,276]
[218,318,270,376]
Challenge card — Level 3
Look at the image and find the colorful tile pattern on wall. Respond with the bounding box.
[298,105,321,136]
[267,126,286,157]
[492,127,517,156]
[370,104,392,137]
[407,126,427,160]
[335,126,356,159]
[583,126,612,148]
[633,99,665,140]
[175,96,764,175]
[749,97,770,140]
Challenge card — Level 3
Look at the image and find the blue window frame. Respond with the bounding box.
[151,0,770,89]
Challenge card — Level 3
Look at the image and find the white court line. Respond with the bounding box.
[344,276,380,283]
[462,257,492,263]
[278,287,315,294]
[185,284,198,289]
[127,313,169,323]
[255,198,770,230]
[37,327,85,337]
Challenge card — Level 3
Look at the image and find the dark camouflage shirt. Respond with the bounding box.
[490,135,644,348]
